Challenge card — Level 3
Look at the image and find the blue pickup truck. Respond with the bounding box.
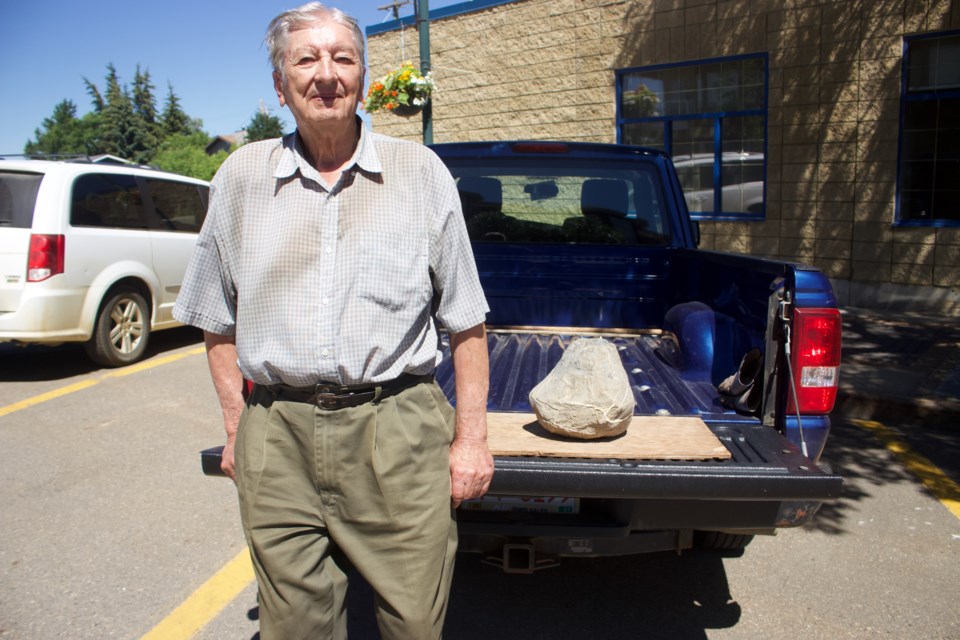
[432,141,842,571]
[203,140,843,572]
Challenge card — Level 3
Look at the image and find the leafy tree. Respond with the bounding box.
[152,132,227,181]
[245,109,285,142]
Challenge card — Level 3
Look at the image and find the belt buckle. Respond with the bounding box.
[312,385,342,410]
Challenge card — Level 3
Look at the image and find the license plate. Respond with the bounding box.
[460,495,580,514]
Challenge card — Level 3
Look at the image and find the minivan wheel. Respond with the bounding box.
[85,289,150,367]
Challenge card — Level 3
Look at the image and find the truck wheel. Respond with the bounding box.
[85,289,150,367]
[694,532,754,554]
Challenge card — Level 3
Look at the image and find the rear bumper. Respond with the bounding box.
[0,285,89,343]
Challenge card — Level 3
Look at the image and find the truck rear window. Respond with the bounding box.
[0,171,44,229]
[449,163,671,245]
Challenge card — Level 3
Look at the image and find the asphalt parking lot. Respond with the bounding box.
[1,318,958,639]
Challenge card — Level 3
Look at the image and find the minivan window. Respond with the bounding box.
[146,178,207,233]
[0,171,44,228]
[70,173,148,229]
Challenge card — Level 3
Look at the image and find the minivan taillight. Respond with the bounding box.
[27,234,65,282]
[786,307,842,414]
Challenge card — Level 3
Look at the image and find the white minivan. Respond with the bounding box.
[0,158,209,366]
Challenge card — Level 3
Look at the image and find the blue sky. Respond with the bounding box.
[0,0,464,154]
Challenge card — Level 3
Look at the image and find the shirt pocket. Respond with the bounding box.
[357,234,431,312]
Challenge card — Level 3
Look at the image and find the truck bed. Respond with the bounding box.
[438,331,735,419]
[435,331,842,505]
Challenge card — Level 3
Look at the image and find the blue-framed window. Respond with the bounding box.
[897,31,960,227]
[616,54,768,221]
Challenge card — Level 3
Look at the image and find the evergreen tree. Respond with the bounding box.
[160,83,195,137]
[132,66,158,124]
[24,100,84,156]
[83,78,105,113]
[27,63,201,164]
[245,108,285,142]
[131,65,161,160]
[98,64,140,161]
[89,63,162,164]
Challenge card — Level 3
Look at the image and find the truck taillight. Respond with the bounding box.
[27,234,65,282]
[786,307,842,414]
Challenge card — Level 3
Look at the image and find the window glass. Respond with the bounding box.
[146,178,207,232]
[900,32,960,224]
[71,174,147,229]
[617,55,767,219]
[907,34,960,92]
[0,171,44,228]
[622,122,665,149]
[448,161,671,246]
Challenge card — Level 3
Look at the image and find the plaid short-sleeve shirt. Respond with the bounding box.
[173,123,489,387]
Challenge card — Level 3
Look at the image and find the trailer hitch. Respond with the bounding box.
[482,544,561,574]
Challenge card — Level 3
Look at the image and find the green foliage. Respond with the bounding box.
[152,132,227,181]
[245,110,285,142]
[24,100,86,157]
[26,62,271,178]
[160,82,198,138]
[24,100,103,158]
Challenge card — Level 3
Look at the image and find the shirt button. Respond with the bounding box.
[321,349,330,358]
[322,297,330,305]
[325,246,332,254]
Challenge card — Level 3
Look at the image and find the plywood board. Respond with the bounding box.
[487,413,730,461]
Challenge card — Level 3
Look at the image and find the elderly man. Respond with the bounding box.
[173,3,493,638]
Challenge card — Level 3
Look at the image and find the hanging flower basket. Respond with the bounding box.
[363,61,435,117]
[391,103,422,117]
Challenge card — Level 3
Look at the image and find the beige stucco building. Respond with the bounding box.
[365,0,960,314]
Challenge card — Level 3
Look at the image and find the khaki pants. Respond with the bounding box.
[235,381,458,640]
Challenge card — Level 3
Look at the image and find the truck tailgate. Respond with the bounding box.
[480,424,841,501]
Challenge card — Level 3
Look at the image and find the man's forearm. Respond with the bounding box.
[204,331,245,430]
[449,323,489,442]
[448,323,493,506]
[204,331,244,480]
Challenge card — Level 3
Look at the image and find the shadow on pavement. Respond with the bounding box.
[0,326,204,382]
[248,551,741,640]
[806,413,960,537]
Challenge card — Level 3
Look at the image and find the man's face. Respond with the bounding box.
[273,20,364,131]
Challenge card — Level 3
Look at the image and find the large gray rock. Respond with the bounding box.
[529,337,636,439]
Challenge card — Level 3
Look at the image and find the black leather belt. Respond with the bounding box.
[262,373,433,411]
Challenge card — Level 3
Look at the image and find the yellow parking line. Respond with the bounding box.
[0,379,101,418]
[0,346,205,418]
[852,418,960,521]
[140,550,255,640]
[103,347,206,378]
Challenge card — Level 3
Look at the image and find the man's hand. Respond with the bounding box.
[221,429,238,481]
[450,436,494,508]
